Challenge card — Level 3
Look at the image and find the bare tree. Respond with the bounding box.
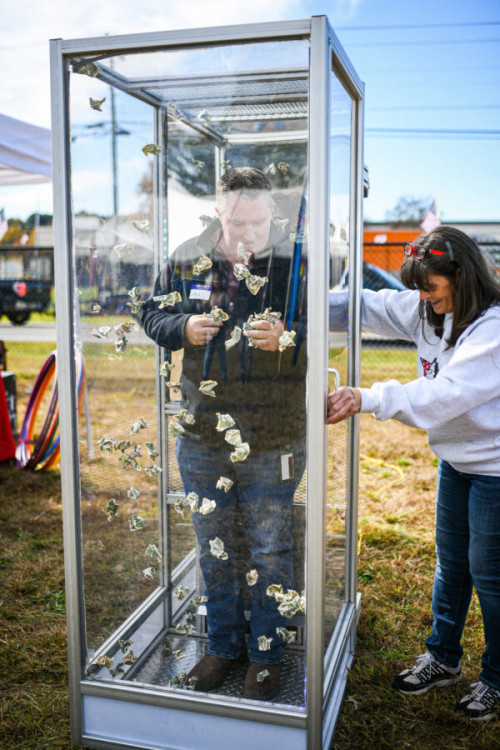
[385,195,432,226]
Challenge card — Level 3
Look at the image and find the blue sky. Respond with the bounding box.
[0,0,499,222]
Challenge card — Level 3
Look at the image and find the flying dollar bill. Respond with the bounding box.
[154,291,182,309]
[199,380,217,398]
[89,97,106,110]
[103,498,119,520]
[225,326,242,351]
[209,537,228,560]
[193,255,213,276]
[215,413,235,432]
[246,569,259,587]
[278,330,296,352]
[230,442,250,462]
[246,275,268,296]
[257,635,273,651]
[216,476,234,493]
[142,143,161,155]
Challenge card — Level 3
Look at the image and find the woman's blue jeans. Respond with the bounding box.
[425,460,500,690]
[176,435,305,664]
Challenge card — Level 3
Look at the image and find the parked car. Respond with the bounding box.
[329,262,409,347]
[331,261,406,294]
[0,248,53,325]
[0,279,52,324]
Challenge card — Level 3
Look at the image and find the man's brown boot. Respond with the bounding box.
[243,661,282,701]
[187,653,247,692]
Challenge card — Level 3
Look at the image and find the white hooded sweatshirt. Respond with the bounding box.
[333,288,500,476]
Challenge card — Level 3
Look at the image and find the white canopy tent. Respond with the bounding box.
[0,113,51,186]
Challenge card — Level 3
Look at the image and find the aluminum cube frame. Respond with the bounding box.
[50,15,364,750]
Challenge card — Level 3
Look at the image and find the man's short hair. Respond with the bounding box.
[216,167,272,200]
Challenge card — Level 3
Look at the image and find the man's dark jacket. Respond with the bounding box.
[141,218,307,453]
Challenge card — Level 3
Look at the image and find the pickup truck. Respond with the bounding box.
[0,247,53,324]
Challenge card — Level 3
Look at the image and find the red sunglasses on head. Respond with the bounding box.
[404,240,454,262]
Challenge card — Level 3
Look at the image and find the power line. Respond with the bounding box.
[338,21,500,30]
[366,64,500,74]
[369,104,500,112]
[349,37,500,47]
[367,127,500,139]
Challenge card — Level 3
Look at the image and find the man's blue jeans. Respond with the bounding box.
[425,460,500,690]
[176,435,305,664]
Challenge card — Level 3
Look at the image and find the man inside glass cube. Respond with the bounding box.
[142,167,306,700]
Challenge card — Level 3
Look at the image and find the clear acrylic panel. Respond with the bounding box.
[69,37,310,708]
[325,69,353,645]
[69,68,161,658]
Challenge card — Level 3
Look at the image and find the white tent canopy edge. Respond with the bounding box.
[0,113,51,186]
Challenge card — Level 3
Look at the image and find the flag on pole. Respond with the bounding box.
[0,208,8,242]
[420,200,441,233]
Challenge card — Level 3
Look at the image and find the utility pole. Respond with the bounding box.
[110,58,118,217]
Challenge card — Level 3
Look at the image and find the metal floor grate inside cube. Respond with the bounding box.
[133,635,307,708]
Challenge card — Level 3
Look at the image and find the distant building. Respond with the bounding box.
[33,225,55,247]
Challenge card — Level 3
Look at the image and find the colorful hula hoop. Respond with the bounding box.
[16,350,85,471]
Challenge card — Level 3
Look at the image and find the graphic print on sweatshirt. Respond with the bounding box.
[420,357,439,379]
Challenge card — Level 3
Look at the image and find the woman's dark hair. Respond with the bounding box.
[400,226,500,346]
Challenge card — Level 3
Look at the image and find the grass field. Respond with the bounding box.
[0,344,498,749]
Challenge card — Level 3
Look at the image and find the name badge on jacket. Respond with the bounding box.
[189,284,212,300]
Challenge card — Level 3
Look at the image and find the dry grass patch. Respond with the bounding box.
[0,467,72,750]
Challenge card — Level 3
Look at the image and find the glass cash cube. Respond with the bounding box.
[50,16,364,750]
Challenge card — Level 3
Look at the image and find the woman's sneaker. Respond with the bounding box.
[392,652,462,695]
[455,681,500,721]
